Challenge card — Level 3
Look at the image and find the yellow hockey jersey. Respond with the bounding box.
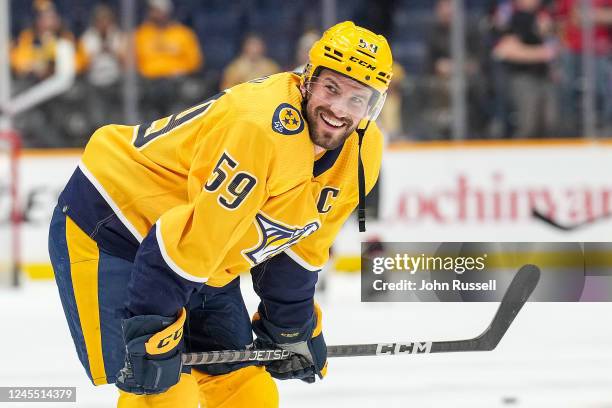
[65,72,382,294]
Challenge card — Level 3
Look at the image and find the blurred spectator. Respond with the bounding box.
[293,29,320,73]
[9,0,76,147]
[76,4,126,130]
[493,0,559,138]
[480,0,515,138]
[426,0,481,79]
[378,62,406,140]
[135,0,203,119]
[10,0,74,81]
[424,0,487,138]
[77,4,126,88]
[220,33,280,90]
[135,0,202,80]
[554,0,612,134]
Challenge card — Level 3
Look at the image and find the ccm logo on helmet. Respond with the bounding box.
[349,55,376,71]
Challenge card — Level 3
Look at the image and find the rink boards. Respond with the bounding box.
[8,140,612,276]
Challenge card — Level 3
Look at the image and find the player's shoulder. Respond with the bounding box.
[221,72,314,161]
[209,73,314,191]
[363,121,384,153]
[222,72,304,130]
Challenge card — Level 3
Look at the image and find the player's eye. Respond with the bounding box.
[325,85,338,95]
[350,96,365,106]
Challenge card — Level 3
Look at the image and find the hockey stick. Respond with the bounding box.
[182,264,540,366]
[532,208,612,231]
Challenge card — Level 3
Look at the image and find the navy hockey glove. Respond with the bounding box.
[116,308,187,395]
[252,303,327,383]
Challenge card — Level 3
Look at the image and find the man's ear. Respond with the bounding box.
[299,82,308,98]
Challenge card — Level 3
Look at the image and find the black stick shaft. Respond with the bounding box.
[533,208,612,231]
[182,338,493,365]
[182,342,428,366]
[182,264,540,366]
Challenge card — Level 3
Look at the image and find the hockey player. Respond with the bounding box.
[48,21,393,407]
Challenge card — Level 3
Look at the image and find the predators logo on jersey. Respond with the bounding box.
[272,103,304,135]
[244,213,319,265]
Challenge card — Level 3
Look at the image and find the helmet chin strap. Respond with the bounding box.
[355,119,372,232]
[355,91,385,232]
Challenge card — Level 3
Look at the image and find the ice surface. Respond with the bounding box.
[1,275,611,408]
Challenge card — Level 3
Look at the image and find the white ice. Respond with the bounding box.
[1,274,611,408]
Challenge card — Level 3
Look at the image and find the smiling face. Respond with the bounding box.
[301,69,374,151]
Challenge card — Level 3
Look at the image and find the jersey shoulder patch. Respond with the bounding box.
[271,103,304,136]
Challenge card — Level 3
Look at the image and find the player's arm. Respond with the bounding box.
[249,201,359,331]
[116,120,273,394]
[248,201,368,385]
[248,205,358,384]
[249,129,383,383]
[250,252,326,383]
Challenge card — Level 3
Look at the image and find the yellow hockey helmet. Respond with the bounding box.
[303,21,393,118]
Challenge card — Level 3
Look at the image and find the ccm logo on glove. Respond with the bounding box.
[144,310,186,355]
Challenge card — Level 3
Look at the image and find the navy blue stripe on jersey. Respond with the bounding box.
[251,252,319,327]
[313,142,345,177]
[48,206,93,381]
[96,249,136,384]
[58,167,140,261]
[127,225,202,317]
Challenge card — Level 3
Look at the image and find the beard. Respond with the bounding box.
[302,98,357,150]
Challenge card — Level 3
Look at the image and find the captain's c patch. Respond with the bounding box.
[272,103,304,135]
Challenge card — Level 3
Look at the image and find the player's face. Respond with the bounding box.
[303,69,374,150]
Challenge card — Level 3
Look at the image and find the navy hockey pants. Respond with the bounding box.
[48,205,255,386]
